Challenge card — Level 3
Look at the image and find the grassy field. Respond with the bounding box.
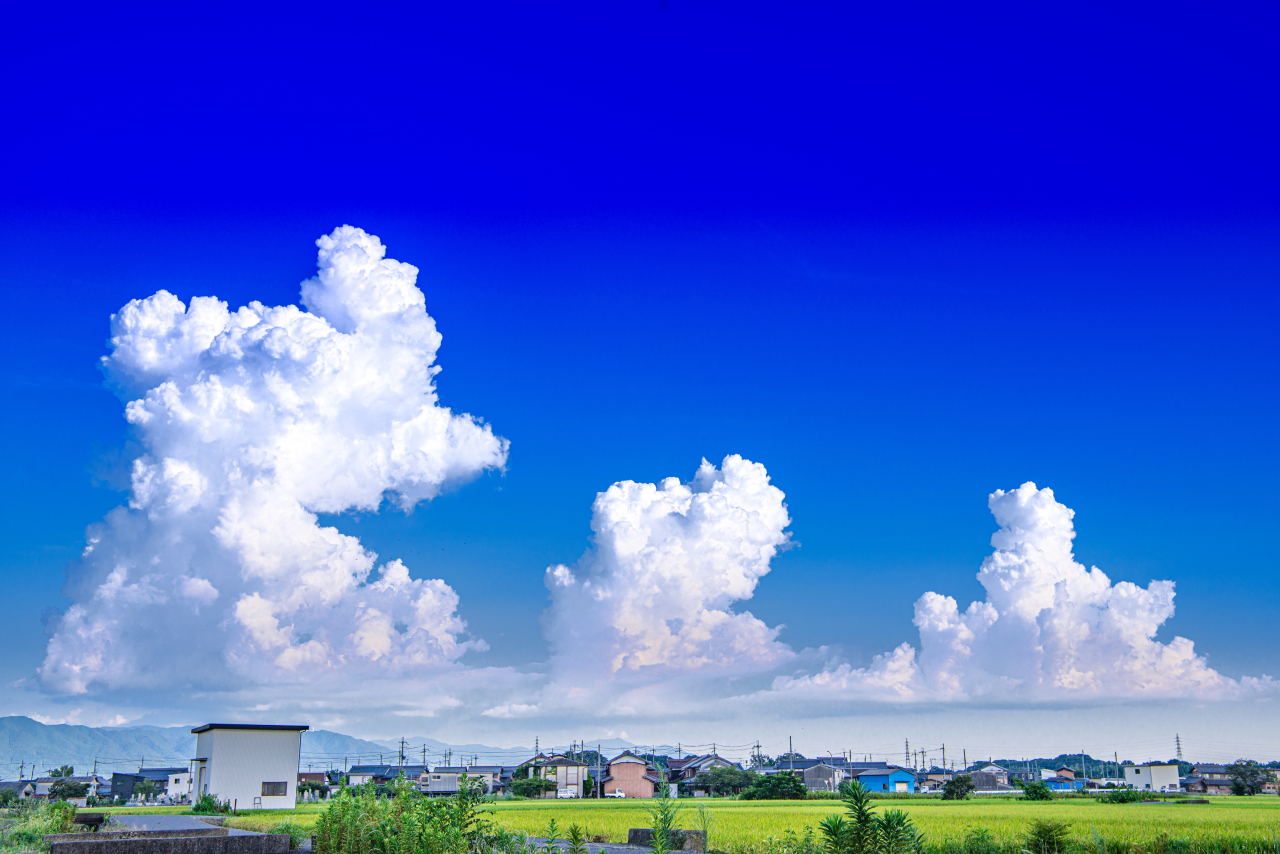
[99,797,1280,852]
[477,797,1280,850]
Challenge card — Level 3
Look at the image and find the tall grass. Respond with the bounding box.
[0,800,77,853]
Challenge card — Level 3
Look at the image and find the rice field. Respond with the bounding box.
[104,796,1280,852]
[478,797,1280,850]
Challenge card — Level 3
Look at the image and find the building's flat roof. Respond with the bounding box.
[191,723,309,733]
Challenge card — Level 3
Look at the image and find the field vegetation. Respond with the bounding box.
[39,783,1280,854]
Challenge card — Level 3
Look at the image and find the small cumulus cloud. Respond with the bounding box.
[481,703,540,718]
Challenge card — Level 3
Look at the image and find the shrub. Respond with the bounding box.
[1021,781,1054,801]
[1025,819,1071,854]
[190,793,232,815]
[314,774,501,854]
[1097,787,1147,804]
[817,780,924,854]
[941,776,974,801]
[742,773,809,801]
[270,820,306,850]
[511,778,557,798]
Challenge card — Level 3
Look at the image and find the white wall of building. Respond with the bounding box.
[192,726,305,810]
[1123,764,1180,791]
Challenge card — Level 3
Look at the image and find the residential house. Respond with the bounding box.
[669,754,743,794]
[803,764,846,793]
[1122,763,1180,792]
[1192,764,1230,781]
[915,767,952,793]
[1043,775,1086,792]
[346,765,428,786]
[0,781,35,800]
[531,755,590,797]
[298,773,327,786]
[970,772,1013,791]
[1182,775,1233,795]
[977,765,1010,786]
[189,723,309,810]
[847,765,916,794]
[32,775,108,805]
[425,766,508,795]
[600,750,663,798]
[1053,767,1075,780]
[140,767,189,797]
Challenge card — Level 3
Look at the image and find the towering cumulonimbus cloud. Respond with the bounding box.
[542,455,794,683]
[774,482,1245,702]
[911,482,1231,697]
[40,226,508,694]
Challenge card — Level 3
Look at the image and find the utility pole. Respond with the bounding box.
[942,744,946,771]
[789,737,794,769]
[963,749,966,772]
[905,739,910,768]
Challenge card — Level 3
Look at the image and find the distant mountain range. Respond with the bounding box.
[0,716,657,780]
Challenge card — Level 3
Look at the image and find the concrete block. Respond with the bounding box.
[626,829,706,851]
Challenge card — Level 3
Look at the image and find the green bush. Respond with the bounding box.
[313,774,512,854]
[270,820,307,850]
[815,780,924,854]
[1096,787,1147,804]
[941,776,974,801]
[510,778,556,798]
[1025,819,1070,854]
[1020,781,1053,802]
[742,773,809,801]
[0,799,78,852]
[189,793,232,815]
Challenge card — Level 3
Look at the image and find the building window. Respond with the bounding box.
[262,782,288,797]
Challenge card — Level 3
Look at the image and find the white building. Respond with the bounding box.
[1123,763,1180,792]
[168,770,191,797]
[189,723,308,810]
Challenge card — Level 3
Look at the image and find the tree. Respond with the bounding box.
[1021,780,1053,801]
[941,775,975,801]
[48,779,90,801]
[511,777,557,798]
[47,766,74,778]
[694,767,755,796]
[740,772,808,800]
[134,779,159,800]
[1227,760,1275,796]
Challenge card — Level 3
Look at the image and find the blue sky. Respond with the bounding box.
[0,3,1277,757]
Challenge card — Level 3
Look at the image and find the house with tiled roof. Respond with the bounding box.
[600,750,664,798]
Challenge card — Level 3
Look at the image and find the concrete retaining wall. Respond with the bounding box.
[46,832,289,854]
[47,829,228,842]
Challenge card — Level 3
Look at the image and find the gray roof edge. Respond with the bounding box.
[191,723,310,733]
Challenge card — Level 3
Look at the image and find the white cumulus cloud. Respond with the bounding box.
[541,454,794,706]
[772,482,1258,704]
[40,226,507,695]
